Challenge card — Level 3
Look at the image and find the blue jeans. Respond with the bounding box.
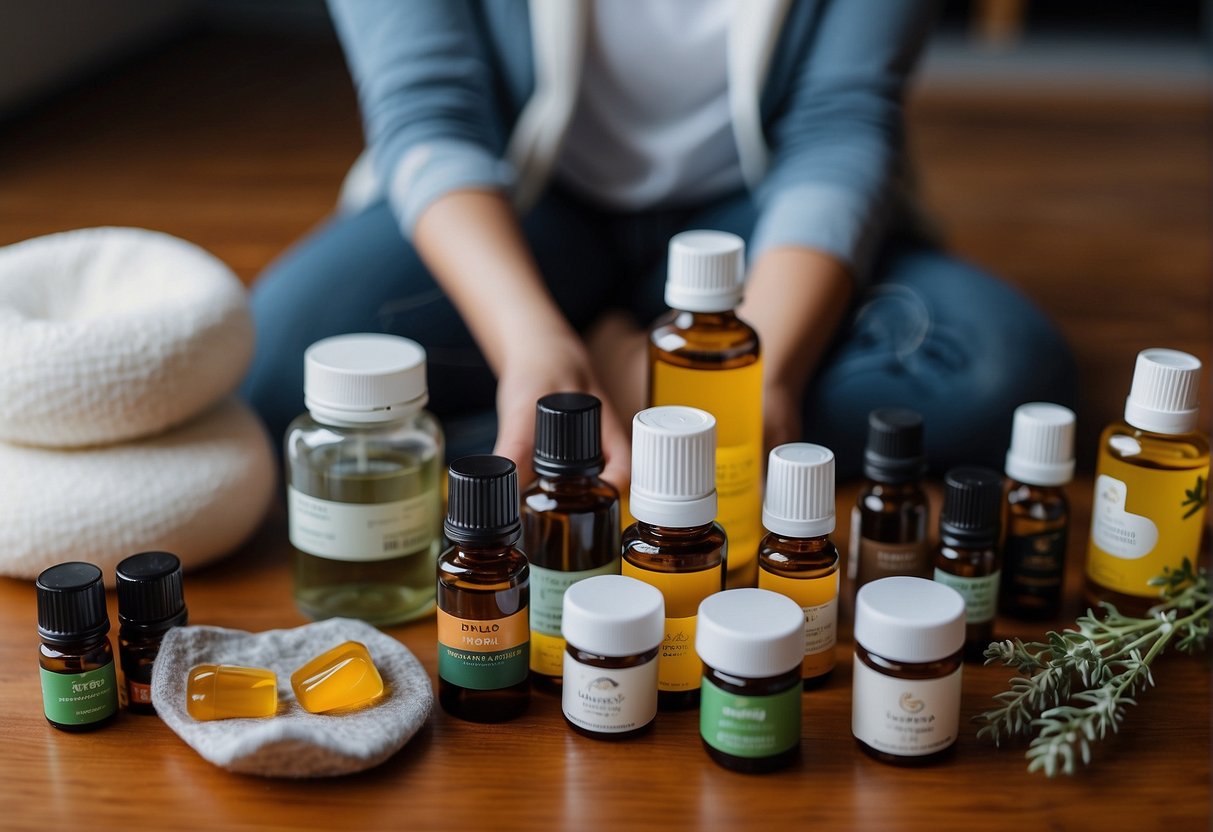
[242,187,1077,480]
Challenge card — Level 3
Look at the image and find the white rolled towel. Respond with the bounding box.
[0,227,253,447]
[0,398,275,583]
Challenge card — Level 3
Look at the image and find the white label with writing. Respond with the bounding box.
[803,597,838,655]
[288,487,436,562]
[852,659,961,757]
[562,655,658,734]
[1091,474,1160,560]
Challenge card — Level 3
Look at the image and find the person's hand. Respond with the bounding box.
[492,332,632,494]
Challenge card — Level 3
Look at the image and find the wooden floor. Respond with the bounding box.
[0,31,1208,831]
[0,32,1208,463]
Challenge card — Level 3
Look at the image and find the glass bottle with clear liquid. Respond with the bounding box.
[287,334,444,625]
[649,230,762,588]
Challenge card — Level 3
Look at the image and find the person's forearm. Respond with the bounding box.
[413,189,580,374]
[739,245,853,396]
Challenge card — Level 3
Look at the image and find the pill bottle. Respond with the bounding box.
[852,576,965,765]
[560,575,664,740]
[695,588,804,773]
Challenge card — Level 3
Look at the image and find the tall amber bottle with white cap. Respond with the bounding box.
[649,230,762,588]
[622,405,727,711]
[1086,349,1209,614]
[757,443,840,688]
[287,333,444,625]
[1001,403,1076,620]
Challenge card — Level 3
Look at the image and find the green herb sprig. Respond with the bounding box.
[976,559,1209,776]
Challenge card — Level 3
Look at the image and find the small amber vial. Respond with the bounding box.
[291,641,384,714]
[437,455,530,723]
[560,575,663,740]
[37,562,119,732]
[116,551,188,714]
[187,665,278,720]
[852,577,965,765]
[696,589,804,774]
[758,443,840,689]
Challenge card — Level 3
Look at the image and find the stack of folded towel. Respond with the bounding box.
[0,227,275,582]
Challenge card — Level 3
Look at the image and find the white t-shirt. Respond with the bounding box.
[555,0,744,210]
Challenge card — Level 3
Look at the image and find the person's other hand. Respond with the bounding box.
[492,332,632,494]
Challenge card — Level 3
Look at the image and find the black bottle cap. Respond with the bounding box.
[36,562,110,646]
[863,408,927,482]
[940,466,1003,544]
[116,551,188,628]
[445,455,521,545]
[533,392,604,478]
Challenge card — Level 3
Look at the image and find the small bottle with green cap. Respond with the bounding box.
[116,551,188,714]
[36,562,119,731]
[522,392,621,690]
[437,455,530,722]
[933,466,1004,661]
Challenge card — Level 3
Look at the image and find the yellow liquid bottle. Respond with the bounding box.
[650,231,762,588]
[1086,349,1210,616]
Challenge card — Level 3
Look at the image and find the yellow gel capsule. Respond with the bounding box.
[290,641,384,714]
[186,664,278,721]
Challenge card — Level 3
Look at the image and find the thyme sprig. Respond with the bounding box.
[976,558,1209,776]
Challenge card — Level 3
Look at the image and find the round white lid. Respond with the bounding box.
[762,442,836,538]
[304,333,428,424]
[1123,348,1202,434]
[696,589,804,678]
[1004,402,1076,486]
[854,577,966,663]
[664,230,745,313]
[562,575,665,657]
[629,406,717,528]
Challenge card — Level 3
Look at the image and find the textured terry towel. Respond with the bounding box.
[152,618,433,777]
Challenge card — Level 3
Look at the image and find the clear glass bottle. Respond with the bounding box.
[852,577,965,765]
[621,406,726,711]
[758,443,840,688]
[696,589,804,773]
[1001,404,1076,620]
[850,409,930,594]
[36,562,119,732]
[286,333,444,626]
[522,393,621,690]
[116,551,188,714]
[437,455,530,722]
[1086,349,1210,616]
[649,230,762,588]
[933,466,1004,662]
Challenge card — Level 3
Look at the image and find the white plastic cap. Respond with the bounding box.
[762,443,836,538]
[562,575,665,657]
[629,406,717,528]
[304,333,428,425]
[664,230,745,313]
[854,577,965,663]
[696,589,804,678]
[1004,403,1076,487]
[1123,348,1202,435]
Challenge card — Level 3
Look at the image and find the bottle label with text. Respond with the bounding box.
[437,607,529,690]
[700,677,800,758]
[40,664,118,726]
[852,659,961,757]
[288,487,437,562]
[933,568,1001,623]
[562,656,658,734]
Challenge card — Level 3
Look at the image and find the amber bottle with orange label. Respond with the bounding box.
[437,455,530,722]
[622,406,726,711]
[758,444,840,688]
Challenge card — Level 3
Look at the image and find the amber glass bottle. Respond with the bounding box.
[622,406,726,711]
[437,455,530,722]
[649,230,761,588]
[1086,349,1210,616]
[933,467,1003,661]
[850,409,929,594]
[116,551,188,714]
[1001,404,1075,620]
[758,443,840,688]
[522,393,621,690]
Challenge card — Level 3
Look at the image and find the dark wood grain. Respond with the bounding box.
[0,31,1208,832]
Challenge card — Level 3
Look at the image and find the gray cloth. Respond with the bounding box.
[151,617,432,777]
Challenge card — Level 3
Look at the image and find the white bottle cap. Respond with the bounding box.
[1123,348,1202,435]
[304,333,428,425]
[762,443,836,538]
[629,406,717,528]
[1004,403,1076,487]
[664,230,745,313]
[562,575,665,657]
[854,577,965,664]
[696,589,804,678]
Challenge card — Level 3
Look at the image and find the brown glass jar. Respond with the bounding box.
[852,577,966,765]
[116,551,188,714]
